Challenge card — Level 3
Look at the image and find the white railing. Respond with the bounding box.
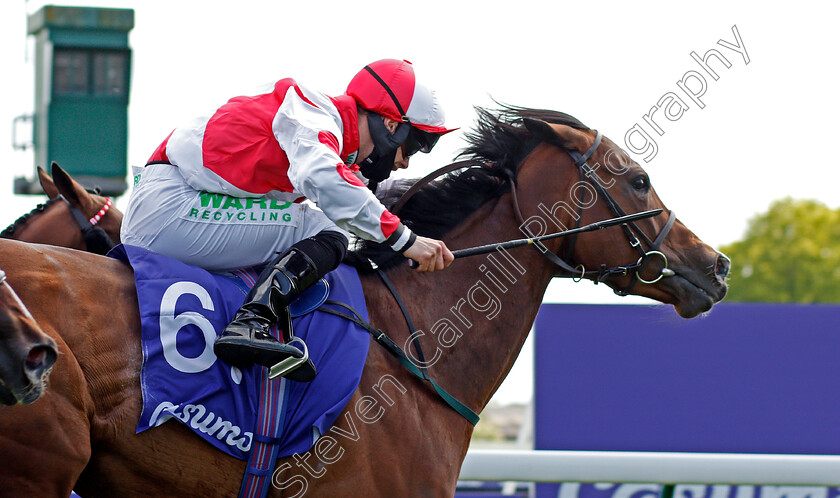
[459,449,840,486]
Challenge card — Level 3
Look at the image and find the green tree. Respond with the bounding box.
[720,198,840,302]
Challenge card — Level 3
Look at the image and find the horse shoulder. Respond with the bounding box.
[0,242,101,494]
[286,272,471,495]
[1,241,141,435]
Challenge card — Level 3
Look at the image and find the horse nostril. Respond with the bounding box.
[715,252,731,279]
[25,345,57,374]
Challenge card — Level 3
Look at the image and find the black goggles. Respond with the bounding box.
[403,127,441,157]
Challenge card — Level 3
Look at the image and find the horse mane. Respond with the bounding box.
[346,105,590,272]
[0,198,63,239]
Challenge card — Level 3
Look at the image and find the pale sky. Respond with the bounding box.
[2,1,838,405]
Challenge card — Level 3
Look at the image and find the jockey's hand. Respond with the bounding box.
[404,236,454,272]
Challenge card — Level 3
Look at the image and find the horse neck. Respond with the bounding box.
[374,189,559,415]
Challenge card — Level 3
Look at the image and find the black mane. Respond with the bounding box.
[346,105,589,272]
[0,197,62,238]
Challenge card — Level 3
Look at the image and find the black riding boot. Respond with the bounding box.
[213,247,319,382]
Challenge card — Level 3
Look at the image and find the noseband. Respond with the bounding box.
[507,130,676,295]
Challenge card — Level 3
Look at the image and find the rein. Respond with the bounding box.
[317,295,480,426]
[390,159,487,216]
[344,130,677,426]
[544,131,676,295]
[392,131,676,294]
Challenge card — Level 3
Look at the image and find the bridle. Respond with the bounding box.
[60,192,113,238]
[393,129,677,296]
[366,128,678,426]
[507,130,676,295]
[55,190,117,255]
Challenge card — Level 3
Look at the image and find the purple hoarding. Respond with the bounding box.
[534,303,840,497]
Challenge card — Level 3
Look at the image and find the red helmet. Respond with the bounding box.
[346,59,457,136]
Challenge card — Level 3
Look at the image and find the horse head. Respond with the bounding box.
[1,163,122,255]
[518,116,729,318]
[50,162,123,248]
[0,268,57,405]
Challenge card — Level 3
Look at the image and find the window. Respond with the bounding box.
[53,48,128,97]
[93,52,126,96]
[53,50,89,95]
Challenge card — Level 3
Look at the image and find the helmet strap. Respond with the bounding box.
[363,65,410,123]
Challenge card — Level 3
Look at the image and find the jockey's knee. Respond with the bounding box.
[290,230,348,278]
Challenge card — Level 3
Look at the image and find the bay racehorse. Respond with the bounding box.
[0,107,728,496]
[0,267,57,406]
[0,162,121,254]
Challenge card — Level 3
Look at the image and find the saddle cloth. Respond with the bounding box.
[109,244,371,460]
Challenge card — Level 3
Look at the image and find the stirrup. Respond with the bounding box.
[268,337,309,379]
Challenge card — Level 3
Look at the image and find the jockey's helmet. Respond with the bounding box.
[346,59,456,158]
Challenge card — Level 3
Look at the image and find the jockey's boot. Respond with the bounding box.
[213,247,319,382]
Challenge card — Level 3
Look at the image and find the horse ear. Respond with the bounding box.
[522,118,555,138]
[38,166,60,199]
[523,118,592,154]
[51,161,87,206]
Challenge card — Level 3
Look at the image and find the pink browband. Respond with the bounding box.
[89,198,112,226]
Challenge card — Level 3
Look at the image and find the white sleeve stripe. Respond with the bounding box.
[389,226,414,252]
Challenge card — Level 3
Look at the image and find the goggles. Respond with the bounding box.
[403,128,441,157]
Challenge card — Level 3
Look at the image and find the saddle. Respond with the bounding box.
[108,243,372,461]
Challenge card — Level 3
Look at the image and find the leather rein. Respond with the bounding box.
[392,130,677,296]
[335,133,677,426]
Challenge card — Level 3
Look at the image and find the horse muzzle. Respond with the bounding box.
[0,342,58,405]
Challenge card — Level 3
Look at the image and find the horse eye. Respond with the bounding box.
[632,176,649,191]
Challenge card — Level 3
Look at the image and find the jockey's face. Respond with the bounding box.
[393,143,409,171]
[356,110,409,171]
[382,117,409,171]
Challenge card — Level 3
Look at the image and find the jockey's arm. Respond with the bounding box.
[403,236,454,272]
[275,90,453,272]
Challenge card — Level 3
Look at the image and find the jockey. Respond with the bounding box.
[120,59,456,382]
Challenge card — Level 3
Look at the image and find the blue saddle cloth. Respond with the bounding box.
[109,244,371,460]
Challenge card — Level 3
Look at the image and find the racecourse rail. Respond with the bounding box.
[458,449,840,486]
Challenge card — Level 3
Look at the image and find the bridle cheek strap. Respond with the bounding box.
[510,130,677,294]
[505,169,581,276]
[60,195,112,233]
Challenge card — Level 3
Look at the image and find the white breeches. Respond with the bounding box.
[120,164,341,272]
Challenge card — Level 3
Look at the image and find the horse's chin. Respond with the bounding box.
[0,383,17,406]
[0,376,47,406]
[663,271,727,319]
